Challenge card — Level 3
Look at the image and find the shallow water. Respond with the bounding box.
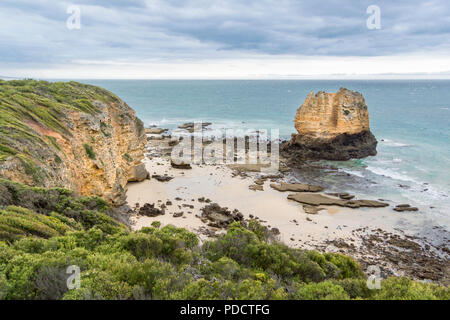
[81,79,450,230]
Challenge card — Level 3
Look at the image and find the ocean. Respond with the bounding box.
[81,79,450,229]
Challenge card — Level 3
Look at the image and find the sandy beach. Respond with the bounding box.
[126,134,449,282]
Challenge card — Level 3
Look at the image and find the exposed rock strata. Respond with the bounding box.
[282,88,377,161]
[270,182,323,192]
[0,80,148,205]
[287,193,389,208]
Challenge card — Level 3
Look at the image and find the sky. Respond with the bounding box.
[1,0,450,79]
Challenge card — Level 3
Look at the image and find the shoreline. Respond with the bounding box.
[126,130,449,284]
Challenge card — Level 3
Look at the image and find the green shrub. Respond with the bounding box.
[0,186,447,300]
[83,143,96,160]
[293,281,350,300]
[373,277,449,300]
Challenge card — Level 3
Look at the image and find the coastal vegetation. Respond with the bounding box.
[0,79,116,182]
[0,179,447,300]
[0,80,447,301]
[0,79,148,205]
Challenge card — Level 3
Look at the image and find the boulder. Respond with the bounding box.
[138,203,165,217]
[128,163,150,182]
[170,159,192,169]
[393,204,419,212]
[152,175,173,182]
[200,203,243,228]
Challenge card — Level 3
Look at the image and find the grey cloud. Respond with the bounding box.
[0,0,449,66]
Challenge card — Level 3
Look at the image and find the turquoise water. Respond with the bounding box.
[82,80,450,228]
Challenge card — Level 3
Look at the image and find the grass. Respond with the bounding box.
[0,178,126,241]
[123,153,133,162]
[83,143,96,160]
[0,80,119,155]
[0,79,123,185]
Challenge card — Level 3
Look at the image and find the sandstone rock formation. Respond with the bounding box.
[287,193,388,208]
[282,88,377,161]
[0,80,148,205]
[270,182,323,192]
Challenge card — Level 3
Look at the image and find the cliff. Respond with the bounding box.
[282,88,377,161]
[0,80,148,205]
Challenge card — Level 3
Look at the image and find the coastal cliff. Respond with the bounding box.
[0,80,148,205]
[282,88,377,161]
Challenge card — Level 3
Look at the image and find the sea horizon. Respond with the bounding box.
[71,79,449,233]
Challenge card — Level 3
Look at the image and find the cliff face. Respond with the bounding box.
[283,88,377,161]
[294,88,370,139]
[0,80,148,205]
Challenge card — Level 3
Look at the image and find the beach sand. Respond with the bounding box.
[126,135,449,282]
[127,138,434,247]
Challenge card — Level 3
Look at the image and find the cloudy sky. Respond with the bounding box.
[1,0,450,79]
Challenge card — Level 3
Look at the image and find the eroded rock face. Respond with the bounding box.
[282,88,377,161]
[0,81,148,206]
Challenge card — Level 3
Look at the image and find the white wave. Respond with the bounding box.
[366,166,416,182]
[339,169,365,178]
[380,139,411,147]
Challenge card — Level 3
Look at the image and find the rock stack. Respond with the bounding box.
[282,88,377,161]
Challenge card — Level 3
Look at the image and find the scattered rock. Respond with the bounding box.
[152,174,174,182]
[178,122,212,131]
[303,205,324,214]
[145,128,168,134]
[170,159,192,169]
[197,226,218,238]
[287,193,388,208]
[200,203,243,228]
[147,134,164,141]
[173,212,183,218]
[270,182,323,192]
[249,184,264,191]
[270,228,280,236]
[254,178,265,185]
[138,203,165,217]
[393,204,419,212]
[227,163,271,173]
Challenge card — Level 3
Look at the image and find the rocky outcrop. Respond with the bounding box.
[200,203,244,228]
[270,183,323,192]
[287,193,388,208]
[282,88,377,161]
[0,80,148,206]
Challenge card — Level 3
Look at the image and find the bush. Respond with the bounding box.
[83,143,96,160]
[0,189,447,300]
[293,281,350,300]
[373,277,449,300]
